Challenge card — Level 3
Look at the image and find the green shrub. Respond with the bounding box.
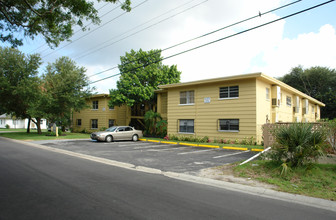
[269,123,327,168]
[144,110,162,136]
[5,124,10,129]
[156,120,167,138]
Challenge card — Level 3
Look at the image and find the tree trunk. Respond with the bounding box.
[26,117,31,133]
[31,118,42,134]
[36,118,42,134]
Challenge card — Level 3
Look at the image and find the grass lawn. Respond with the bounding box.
[0,128,28,132]
[0,130,90,141]
[233,160,336,201]
[143,137,264,150]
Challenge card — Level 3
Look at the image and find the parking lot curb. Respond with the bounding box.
[139,138,263,152]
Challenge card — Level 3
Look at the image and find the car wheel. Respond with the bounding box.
[105,135,113,142]
[132,134,138,142]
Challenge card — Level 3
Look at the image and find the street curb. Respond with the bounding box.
[163,172,336,212]
[139,138,263,152]
[2,137,335,212]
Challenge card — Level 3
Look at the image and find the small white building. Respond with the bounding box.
[0,114,48,129]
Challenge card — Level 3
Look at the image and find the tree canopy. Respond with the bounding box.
[0,46,93,133]
[0,46,41,118]
[279,66,336,119]
[42,56,93,130]
[109,49,181,107]
[0,0,131,48]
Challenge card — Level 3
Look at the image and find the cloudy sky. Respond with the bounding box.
[16,0,336,94]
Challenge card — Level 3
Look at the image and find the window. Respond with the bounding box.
[125,127,133,131]
[219,119,239,131]
[266,88,270,100]
[91,119,98,129]
[109,105,114,110]
[40,119,44,125]
[179,119,194,133]
[77,119,82,126]
[92,100,98,110]
[312,105,315,114]
[286,96,292,106]
[219,86,239,99]
[108,119,114,128]
[180,91,194,105]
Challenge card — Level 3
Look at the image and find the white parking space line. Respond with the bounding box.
[133,144,169,149]
[178,149,215,155]
[118,143,149,147]
[147,147,189,152]
[213,150,250,159]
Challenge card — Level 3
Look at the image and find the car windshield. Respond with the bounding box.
[106,126,117,132]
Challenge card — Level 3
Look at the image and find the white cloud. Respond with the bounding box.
[18,0,336,93]
[252,24,336,77]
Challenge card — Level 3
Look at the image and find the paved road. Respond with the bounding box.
[35,139,258,174]
[1,138,335,219]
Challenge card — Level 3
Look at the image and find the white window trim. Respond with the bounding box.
[266,88,270,100]
[180,90,195,105]
[219,86,239,99]
[218,97,239,101]
[178,132,195,134]
[179,103,195,106]
[178,119,194,133]
[218,119,239,132]
[218,130,239,133]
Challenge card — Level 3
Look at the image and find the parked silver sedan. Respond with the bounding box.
[90,126,143,142]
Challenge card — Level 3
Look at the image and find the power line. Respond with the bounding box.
[89,0,335,85]
[41,0,149,58]
[75,0,208,61]
[28,2,114,54]
[88,0,302,78]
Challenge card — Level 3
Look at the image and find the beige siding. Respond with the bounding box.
[72,95,128,132]
[256,79,272,143]
[157,92,168,120]
[167,79,257,142]
[255,78,322,143]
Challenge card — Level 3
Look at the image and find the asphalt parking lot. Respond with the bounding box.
[36,139,259,174]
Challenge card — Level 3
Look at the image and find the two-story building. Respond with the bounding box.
[72,94,152,132]
[156,72,324,144]
[72,94,127,132]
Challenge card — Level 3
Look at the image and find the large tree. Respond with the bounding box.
[109,49,181,108]
[0,46,42,132]
[279,66,336,119]
[42,56,93,130]
[0,0,131,48]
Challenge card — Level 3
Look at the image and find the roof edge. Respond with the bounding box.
[158,72,262,89]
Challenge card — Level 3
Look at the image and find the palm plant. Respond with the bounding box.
[144,110,162,136]
[271,123,327,168]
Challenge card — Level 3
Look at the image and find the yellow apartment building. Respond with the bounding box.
[156,72,325,144]
[72,94,152,132]
[72,94,128,132]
